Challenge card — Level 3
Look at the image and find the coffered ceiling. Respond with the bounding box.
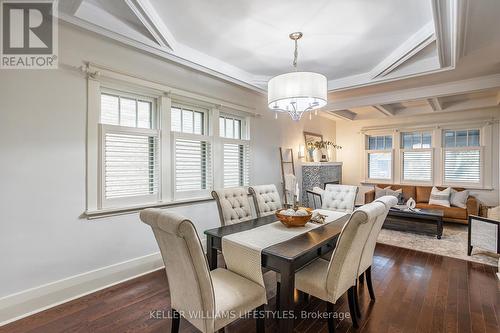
[59,0,500,120]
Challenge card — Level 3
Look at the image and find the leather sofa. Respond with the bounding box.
[365,184,479,224]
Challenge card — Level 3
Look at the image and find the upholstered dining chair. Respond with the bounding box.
[294,201,386,332]
[140,209,267,333]
[211,187,254,226]
[353,195,397,316]
[314,184,359,213]
[249,184,282,217]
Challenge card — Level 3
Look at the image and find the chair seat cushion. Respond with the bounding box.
[295,258,330,302]
[211,268,267,331]
[415,203,467,220]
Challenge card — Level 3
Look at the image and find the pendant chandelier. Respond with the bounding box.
[267,32,327,121]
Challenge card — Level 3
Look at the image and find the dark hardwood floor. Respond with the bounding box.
[2,244,499,333]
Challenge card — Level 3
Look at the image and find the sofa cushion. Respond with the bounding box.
[416,186,432,203]
[374,184,415,202]
[416,203,467,220]
[429,187,451,207]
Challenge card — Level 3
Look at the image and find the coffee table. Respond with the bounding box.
[384,207,444,239]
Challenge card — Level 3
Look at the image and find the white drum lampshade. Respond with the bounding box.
[268,71,327,121]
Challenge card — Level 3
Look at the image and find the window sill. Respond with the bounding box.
[361,181,493,191]
[85,196,214,220]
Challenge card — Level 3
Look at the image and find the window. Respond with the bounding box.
[219,114,250,187]
[99,91,159,207]
[172,103,212,198]
[443,129,481,185]
[219,114,242,139]
[171,104,205,134]
[401,132,432,182]
[366,135,392,181]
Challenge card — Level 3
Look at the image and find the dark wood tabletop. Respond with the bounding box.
[204,213,350,333]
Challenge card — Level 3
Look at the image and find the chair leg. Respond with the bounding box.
[171,309,180,333]
[354,281,362,318]
[276,281,280,311]
[468,245,473,256]
[326,301,335,333]
[348,288,359,329]
[256,305,265,333]
[358,272,365,284]
[366,266,376,301]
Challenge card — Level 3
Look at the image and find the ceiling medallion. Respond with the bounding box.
[267,32,327,121]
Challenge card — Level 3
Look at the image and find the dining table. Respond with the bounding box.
[204,211,351,333]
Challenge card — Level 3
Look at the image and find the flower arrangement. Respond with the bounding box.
[306,140,342,162]
[306,140,342,150]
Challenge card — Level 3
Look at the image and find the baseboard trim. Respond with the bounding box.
[0,252,164,326]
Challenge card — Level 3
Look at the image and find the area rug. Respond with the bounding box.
[377,223,499,267]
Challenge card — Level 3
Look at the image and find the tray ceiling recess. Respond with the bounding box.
[59,0,459,91]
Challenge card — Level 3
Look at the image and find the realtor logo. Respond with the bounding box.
[1,0,58,69]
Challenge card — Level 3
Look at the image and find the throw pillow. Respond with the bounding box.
[429,187,451,207]
[450,188,469,209]
[385,187,405,205]
[374,186,387,199]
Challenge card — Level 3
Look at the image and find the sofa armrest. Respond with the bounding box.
[466,196,479,218]
[365,190,375,204]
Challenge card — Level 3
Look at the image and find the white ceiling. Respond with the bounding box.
[59,0,500,120]
[150,0,433,79]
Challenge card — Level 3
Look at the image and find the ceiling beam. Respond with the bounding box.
[373,105,396,117]
[327,110,357,121]
[397,96,499,117]
[326,74,500,111]
[125,0,177,50]
[427,97,443,111]
[496,91,500,105]
[431,0,457,68]
[370,21,436,79]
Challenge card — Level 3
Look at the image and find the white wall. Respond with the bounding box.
[335,109,500,205]
[0,23,336,300]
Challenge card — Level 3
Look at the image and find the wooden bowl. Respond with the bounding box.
[275,207,313,227]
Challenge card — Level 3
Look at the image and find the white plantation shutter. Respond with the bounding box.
[367,152,392,180]
[444,149,481,184]
[101,125,159,206]
[174,133,212,197]
[402,150,432,182]
[223,140,250,188]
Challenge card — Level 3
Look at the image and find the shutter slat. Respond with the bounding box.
[444,149,481,183]
[223,142,250,188]
[175,138,212,192]
[104,132,159,199]
[402,150,432,182]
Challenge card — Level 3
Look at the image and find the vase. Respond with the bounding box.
[313,149,322,162]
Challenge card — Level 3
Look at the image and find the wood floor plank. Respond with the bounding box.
[1,244,498,333]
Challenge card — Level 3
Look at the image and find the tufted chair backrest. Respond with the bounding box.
[358,195,397,275]
[249,184,282,217]
[325,201,386,302]
[211,188,254,226]
[321,184,358,213]
[140,209,215,333]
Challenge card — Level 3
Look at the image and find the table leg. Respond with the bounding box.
[206,236,218,270]
[279,266,295,333]
[437,217,443,239]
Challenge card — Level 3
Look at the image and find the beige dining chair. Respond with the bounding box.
[349,195,397,319]
[313,184,359,213]
[249,184,282,217]
[211,187,254,226]
[140,209,267,333]
[294,201,386,332]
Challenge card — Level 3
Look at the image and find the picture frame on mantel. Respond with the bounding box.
[303,131,323,162]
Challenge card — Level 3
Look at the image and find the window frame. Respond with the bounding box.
[170,102,209,135]
[219,113,247,140]
[364,134,394,183]
[441,127,483,187]
[399,130,434,184]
